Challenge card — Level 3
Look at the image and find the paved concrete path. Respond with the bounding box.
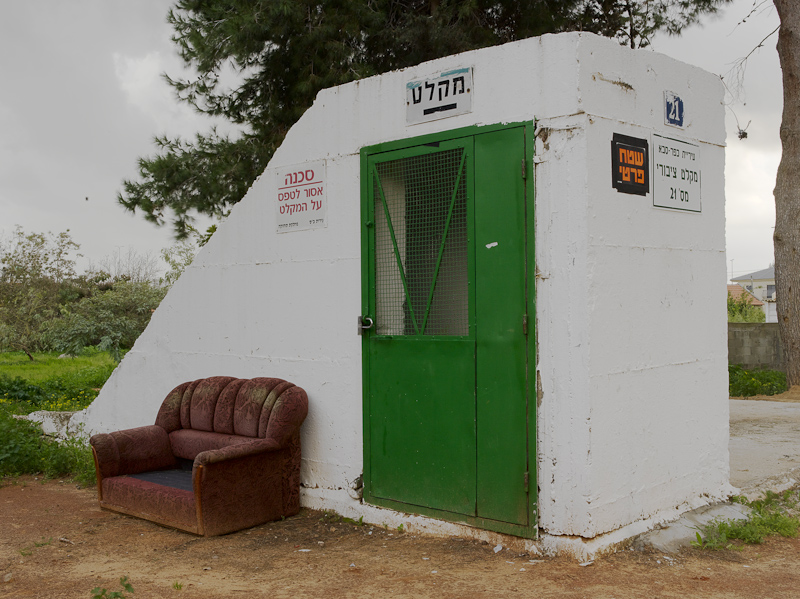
[730,398,800,496]
[641,398,800,552]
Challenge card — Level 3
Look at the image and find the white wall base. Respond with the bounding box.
[300,483,737,560]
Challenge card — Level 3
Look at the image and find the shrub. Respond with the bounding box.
[46,281,165,362]
[0,409,95,485]
[728,291,766,323]
[729,365,787,397]
[0,375,49,406]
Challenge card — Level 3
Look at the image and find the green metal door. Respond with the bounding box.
[361,124,533,532]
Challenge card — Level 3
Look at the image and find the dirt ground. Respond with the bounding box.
[1,477,799,598]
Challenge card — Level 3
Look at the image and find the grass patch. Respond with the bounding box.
[729,365,787,397]
[0,349,116,414]
[0,349,116,384]
[692,488,800,550]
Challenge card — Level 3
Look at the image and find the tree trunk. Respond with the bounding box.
[774,0,800,385]
[12,342,35,361]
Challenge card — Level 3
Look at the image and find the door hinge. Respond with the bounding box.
[523,471,529,492]
[521,158,527,180]
[522,314,528,336]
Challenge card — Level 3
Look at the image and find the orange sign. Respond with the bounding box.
[612,134,649,196]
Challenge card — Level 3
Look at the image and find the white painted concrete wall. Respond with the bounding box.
[72,32,730,541]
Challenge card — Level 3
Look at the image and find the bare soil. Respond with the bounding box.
[1,477,800,598]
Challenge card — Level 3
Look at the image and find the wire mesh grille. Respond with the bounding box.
[373,148,468,336]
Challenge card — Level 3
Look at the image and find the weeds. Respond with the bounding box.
[0,349,113,486]
[0,409,95,486]
[172,581,183,591]
[91,576,134,599]
[320,511,365,526]
[692,488,800,550]
[729,365,787,397]
[18,537,53,557]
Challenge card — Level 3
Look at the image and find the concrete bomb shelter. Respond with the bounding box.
[72,32,731,557]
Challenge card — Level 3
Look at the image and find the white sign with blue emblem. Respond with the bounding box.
[406,67,473,125]
[664,91,685,128]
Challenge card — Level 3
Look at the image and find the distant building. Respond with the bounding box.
[731,268,776,322]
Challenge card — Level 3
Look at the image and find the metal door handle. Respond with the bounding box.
[358,316,374,335]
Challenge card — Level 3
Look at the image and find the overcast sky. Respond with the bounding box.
[0,0,783,280]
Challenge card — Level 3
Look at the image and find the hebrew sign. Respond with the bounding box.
[406,67,473,125]
[652,134,701,213]
[275,160,327,232]
[611,133,650,196]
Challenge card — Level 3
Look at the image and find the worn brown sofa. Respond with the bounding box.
[89,376,308,536]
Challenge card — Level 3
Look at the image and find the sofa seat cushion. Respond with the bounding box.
[102,476,197,532]
[169,429,254,461]
[129,468,194,492]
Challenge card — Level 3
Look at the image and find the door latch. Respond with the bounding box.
[358,316,374,336]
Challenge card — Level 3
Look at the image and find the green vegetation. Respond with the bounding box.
[728,291,766,323]
[45,281,166,362]
[729,365,788,397]
[0,350,115,413]
[0,409,95,486]
[0,349,117,486]
[692,488,800,550]
[91,576,134,599]
[0,227,169,362]
[320,511,365,526]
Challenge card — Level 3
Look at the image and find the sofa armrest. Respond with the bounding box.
[192,439,295,536]
[194,438,282,467]
[90,425,176,478]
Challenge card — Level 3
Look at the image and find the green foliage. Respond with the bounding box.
[0,226,80,284]
[0,376,49,407]
[0,409,95,486]
[120,0,731,237]
[91,577,134,599]
[0,349,116,486]
[46,282,166,362]
[0,227,83,357]
[728,291,766,323]
[692,488,800,550]
[729,365,787,397]
[0,227,173,360]
[572,0,733,49]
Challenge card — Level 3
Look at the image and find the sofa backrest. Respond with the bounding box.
[155,377,308,444]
